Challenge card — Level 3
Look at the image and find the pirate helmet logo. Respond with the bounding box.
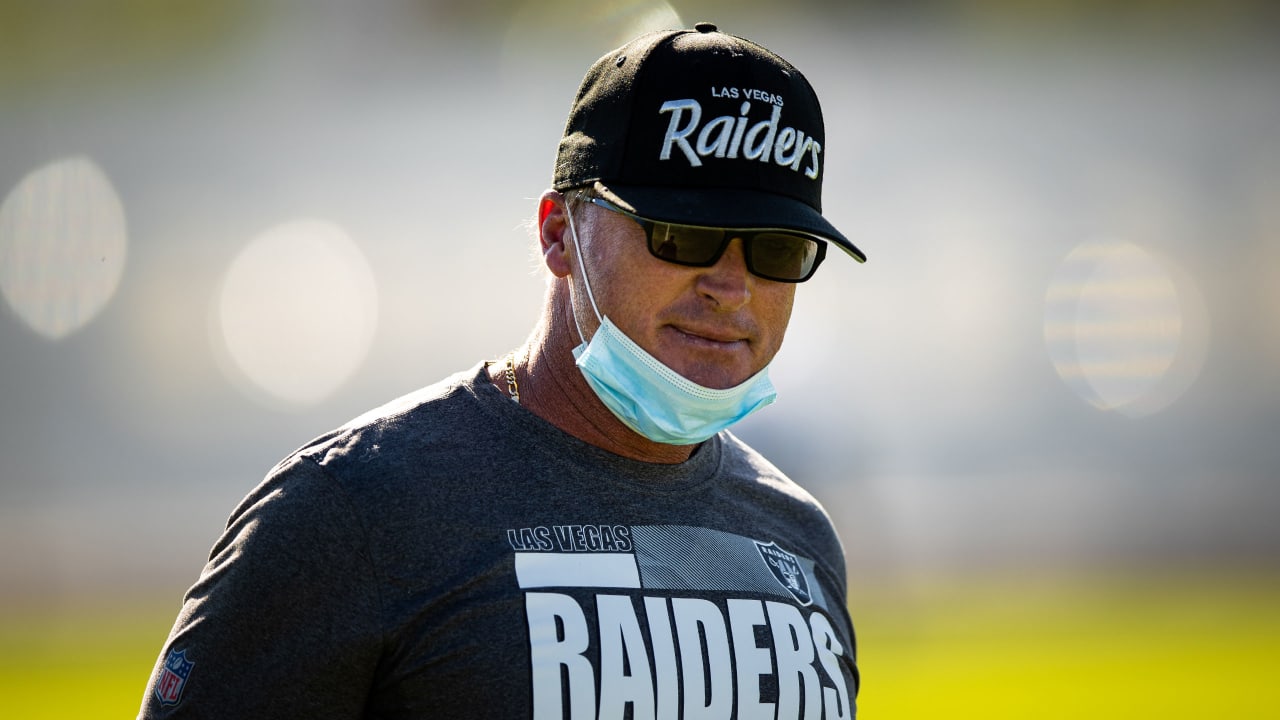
[754,540,812,606]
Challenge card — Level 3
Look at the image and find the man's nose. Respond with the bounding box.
[696,237,752,310]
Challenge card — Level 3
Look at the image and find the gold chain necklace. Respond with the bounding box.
[504,353,520,404]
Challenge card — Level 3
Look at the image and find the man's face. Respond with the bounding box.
[569,199,797,390]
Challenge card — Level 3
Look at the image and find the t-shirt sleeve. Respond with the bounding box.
[139,455,384,718]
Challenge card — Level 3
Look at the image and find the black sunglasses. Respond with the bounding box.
[586,197,827,283]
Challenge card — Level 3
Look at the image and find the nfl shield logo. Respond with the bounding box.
[155,648,194,706]
[755,540,813,606]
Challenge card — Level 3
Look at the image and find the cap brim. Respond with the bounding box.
[592,181,866,263]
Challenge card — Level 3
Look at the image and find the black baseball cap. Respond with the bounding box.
[554,22,865,263]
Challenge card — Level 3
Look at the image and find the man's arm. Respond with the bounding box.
[139,456,384,718]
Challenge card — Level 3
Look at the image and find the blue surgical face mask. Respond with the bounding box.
[564,199,777,445]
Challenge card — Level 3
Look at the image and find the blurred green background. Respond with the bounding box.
[2,0,1278,717]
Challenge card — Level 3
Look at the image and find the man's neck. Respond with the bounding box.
[508,306,698,466]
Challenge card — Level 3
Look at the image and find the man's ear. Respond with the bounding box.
[539,190,573,278]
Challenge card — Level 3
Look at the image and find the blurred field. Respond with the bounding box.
[853,570,1280,718]
[2,571,1277,718]
[0,599,174,718]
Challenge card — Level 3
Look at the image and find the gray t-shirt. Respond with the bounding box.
[141,364,858,718]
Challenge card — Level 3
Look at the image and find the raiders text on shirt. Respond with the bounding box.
[512,525,854,719]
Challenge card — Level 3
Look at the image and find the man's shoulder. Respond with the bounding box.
[340,365,483,434]
[270,364,490,481]
[218,365,502,550]
[719,431,830,512]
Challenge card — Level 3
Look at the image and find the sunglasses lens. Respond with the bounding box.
[619,195,825,282]
[649,225,726,265]
[749,233,822,281]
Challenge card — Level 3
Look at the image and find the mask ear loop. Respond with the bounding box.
[563,195,604,345]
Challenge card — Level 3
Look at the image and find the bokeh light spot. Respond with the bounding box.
[1044,240,1209,417]
[216,219,378,407]
[0,156,128,340]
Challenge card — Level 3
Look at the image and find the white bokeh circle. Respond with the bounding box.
[0,156,128,340]
[216,219,379,407]
[1044,240,1209,417]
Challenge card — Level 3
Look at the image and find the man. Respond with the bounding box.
[141,22,866,719]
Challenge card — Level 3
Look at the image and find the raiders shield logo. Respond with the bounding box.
[155,647,194,706]
[754,540,812,606]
